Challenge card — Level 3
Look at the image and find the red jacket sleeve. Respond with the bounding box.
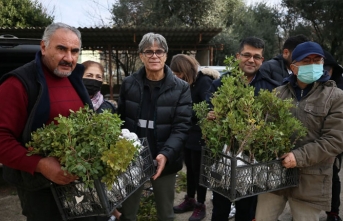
[0,76,42,174]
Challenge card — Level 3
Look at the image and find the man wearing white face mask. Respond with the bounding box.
[255,41,343,221]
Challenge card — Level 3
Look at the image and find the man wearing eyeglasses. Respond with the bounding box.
[235,37,280,95]
[255,41,343,221]
[208,37,280,221]
[117,32,192,221]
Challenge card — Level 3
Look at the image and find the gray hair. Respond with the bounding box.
[42,22,81,48]
[138,32,168,53]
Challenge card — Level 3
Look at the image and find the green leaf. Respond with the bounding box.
[25,105,138,188]
[193,56,307,162]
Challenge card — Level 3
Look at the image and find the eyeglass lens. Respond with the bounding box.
[301,57,323,65]
[143,50,165,57]
[240,53,263,60]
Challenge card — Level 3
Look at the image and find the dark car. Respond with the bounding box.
[0,34,40,178]
[0,34,40,79]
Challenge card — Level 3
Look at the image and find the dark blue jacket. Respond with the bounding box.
[186,71,218,151]
[209,70,280,101]
[259,54,290,84]
[97,100,116,114]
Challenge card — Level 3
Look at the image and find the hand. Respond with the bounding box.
[207,110,216,120]
[281,152,297,168]
[152,154,167,180]
[35,157,78,185]
[113,209,122,219]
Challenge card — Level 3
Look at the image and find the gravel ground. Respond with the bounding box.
[0,167,342,221]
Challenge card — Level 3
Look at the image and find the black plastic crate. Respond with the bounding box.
[51,138,155,220]
[199,147,298,201]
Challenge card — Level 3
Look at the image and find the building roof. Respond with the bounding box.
[0,27,222,51]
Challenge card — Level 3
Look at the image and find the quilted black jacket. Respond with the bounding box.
[118,65,192,176]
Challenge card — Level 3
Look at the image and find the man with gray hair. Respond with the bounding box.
[117,32,192,221]
[0,23,107,220]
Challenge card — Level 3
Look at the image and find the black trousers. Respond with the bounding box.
[17,187,109,221]
[211,191,257,221]
[184,148,207,203]
[328,153,342,215]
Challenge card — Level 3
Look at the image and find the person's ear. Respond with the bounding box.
[40,40,46,55]
[283,49,290,59]
[139,53,144,62]
[290,63,298,75]
[235,53,240,59]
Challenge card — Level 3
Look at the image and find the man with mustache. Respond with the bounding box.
[0,23,107,221]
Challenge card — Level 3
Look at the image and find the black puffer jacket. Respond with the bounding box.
[96,100,116,114]
[118,65,192,176]
[186,69,219,151]
[259,54,290,84]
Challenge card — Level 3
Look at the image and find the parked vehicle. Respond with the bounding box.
[0,34,40,79]
[0,35,40,176]
[200,66,229,75]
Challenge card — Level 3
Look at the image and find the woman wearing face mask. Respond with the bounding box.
[82,60,120,220]
[82,60,116,114]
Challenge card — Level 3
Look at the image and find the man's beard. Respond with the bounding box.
[53,68,72,78]
[53,61,73,77]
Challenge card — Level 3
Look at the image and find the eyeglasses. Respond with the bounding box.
[142,50,166,58]
[240,53,264,61]
[299,57,324,65]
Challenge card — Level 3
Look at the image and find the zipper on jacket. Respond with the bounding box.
[146,84,158,131]
[296,89,304,107]
[146,86,153,131]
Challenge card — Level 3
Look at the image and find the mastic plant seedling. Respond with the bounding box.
[193,56,307,162]
[27,105,138,188]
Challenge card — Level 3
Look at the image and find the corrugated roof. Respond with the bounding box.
[0,27,222,50]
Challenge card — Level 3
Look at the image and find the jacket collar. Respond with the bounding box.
[282,70,331,86]
[282,71,331,101]
[251,70,280,87]
[198,68,220,80]
[134,65,176,90]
